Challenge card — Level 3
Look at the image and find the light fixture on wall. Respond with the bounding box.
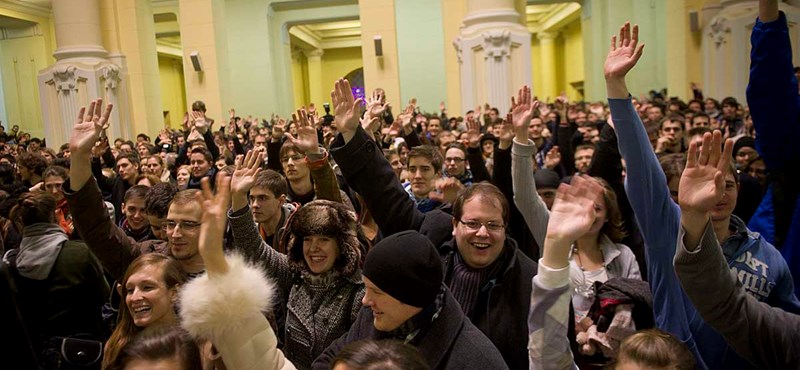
[190,51,203,72]
[689,10,700,33]
[374,35,383,57]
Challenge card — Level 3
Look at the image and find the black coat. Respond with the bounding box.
[311,289,509,370]
[330,127,537,369]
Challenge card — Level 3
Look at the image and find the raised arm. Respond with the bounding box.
[183,175,297,370]
[747,0,800,169]
[228,149,294,290]
[329,79,431,236]
[529,176,602,370]
[673,132,800,369]
[465,118,492,183]
[287,108,343,204]
[509,86,550,249]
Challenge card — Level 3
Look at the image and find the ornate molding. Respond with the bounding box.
[52,65,78,93]
[303,49,325,59]
[99,64,121,91]
[452,37,463,64]
[708,16,731,48]
[482,29,512,61]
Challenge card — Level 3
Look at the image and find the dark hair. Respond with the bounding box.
[117,152,141,168]
[18,152,48,176]
[279,141,302,163]
[705,98,721,110]
[659,114,685,130]
[42,165,68,181]
[687,126,713,138]
[136,133,151,142]
[691,112,710,124]
[332,340,429,370]
[11,192,56,228]
[407,145,443,174]
[145,182,178,218]
[135,173,162,187]
[452,182,509,224]
[612,329,695,370]
[253,169,288,198]
[189,147,213,163]
[659,153,687,184]
[721,96,739,108]
[124,184,151,203]
[445,142,467,158]
[191,101,207,112]
[109,326,200,370]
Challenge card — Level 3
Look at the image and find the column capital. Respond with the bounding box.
[304,49,325,59]
[537,31,559,42]
[482,29,512,60]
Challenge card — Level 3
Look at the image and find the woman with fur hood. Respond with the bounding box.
[228,149,367,369]
[180,175,296,370]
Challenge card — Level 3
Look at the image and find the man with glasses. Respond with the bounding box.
[327,78,537,369]
[64,99,207,280]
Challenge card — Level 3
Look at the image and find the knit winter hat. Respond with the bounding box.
[534,169,561,189]
[733,137,756,158]
[363,230,443,308]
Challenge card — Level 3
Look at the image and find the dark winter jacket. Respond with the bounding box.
[330,126,537,369]
[311,288,508,370]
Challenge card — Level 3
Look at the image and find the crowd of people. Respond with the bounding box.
[1,0,798,369]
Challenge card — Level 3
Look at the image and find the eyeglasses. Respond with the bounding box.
[164,221,202,232]
[457,218,505,232]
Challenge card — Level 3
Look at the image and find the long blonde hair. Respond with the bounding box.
[102,254,186,369]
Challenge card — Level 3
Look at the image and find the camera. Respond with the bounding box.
[323,103,331,115]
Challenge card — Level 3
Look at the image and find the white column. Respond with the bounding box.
[38,0,129,145]
[454,0,531,114]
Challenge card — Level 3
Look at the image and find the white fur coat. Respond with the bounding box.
[180,253,296,370]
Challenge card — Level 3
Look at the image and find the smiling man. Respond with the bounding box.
[119,185,153,242]
[313,230,507,370]
[326,78,537,369]
[403,145,445,212]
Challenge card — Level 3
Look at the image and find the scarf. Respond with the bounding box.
[54,198,74,237]
[403,183,441,213]
[449,247,507,318]
[120,218,153,242]
[14,223,68,280]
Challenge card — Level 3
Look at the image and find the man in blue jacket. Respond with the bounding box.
[746,0,800,297]
[605,21,800,370]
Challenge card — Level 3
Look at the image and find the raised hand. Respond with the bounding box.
[465,116,483,149]
[365,90,390,120]
[511,85,541,140]
[497,113,515,149]
[360,115,380,141]
[544,146,562,170]
[70,99,114,156]
[192,110,208,134]
[231,149,264,196]
[543,176,605,269]
[679,131,734,216]
[429,177,464,204]
[271,118,286,142]
[286,107,320,154]
[195,174,232,276]
[331,78,364,142]
[604,22,645,81]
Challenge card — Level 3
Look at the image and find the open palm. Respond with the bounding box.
[286,107,319,154]
[511,85,539,137]
[70,99,113,155]
[230,149,263,195]
[603,22,645,80]
[547,176,605,243]
[196,174,231,275]
[331,78,363,135]
[678,131,734,213]
[465,118,482,148]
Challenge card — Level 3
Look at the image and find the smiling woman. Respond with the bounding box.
[103,254,187,369]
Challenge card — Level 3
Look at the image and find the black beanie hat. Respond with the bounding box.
[363,230,443,308]
[733,137,756,158]
[534,169,561,189]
